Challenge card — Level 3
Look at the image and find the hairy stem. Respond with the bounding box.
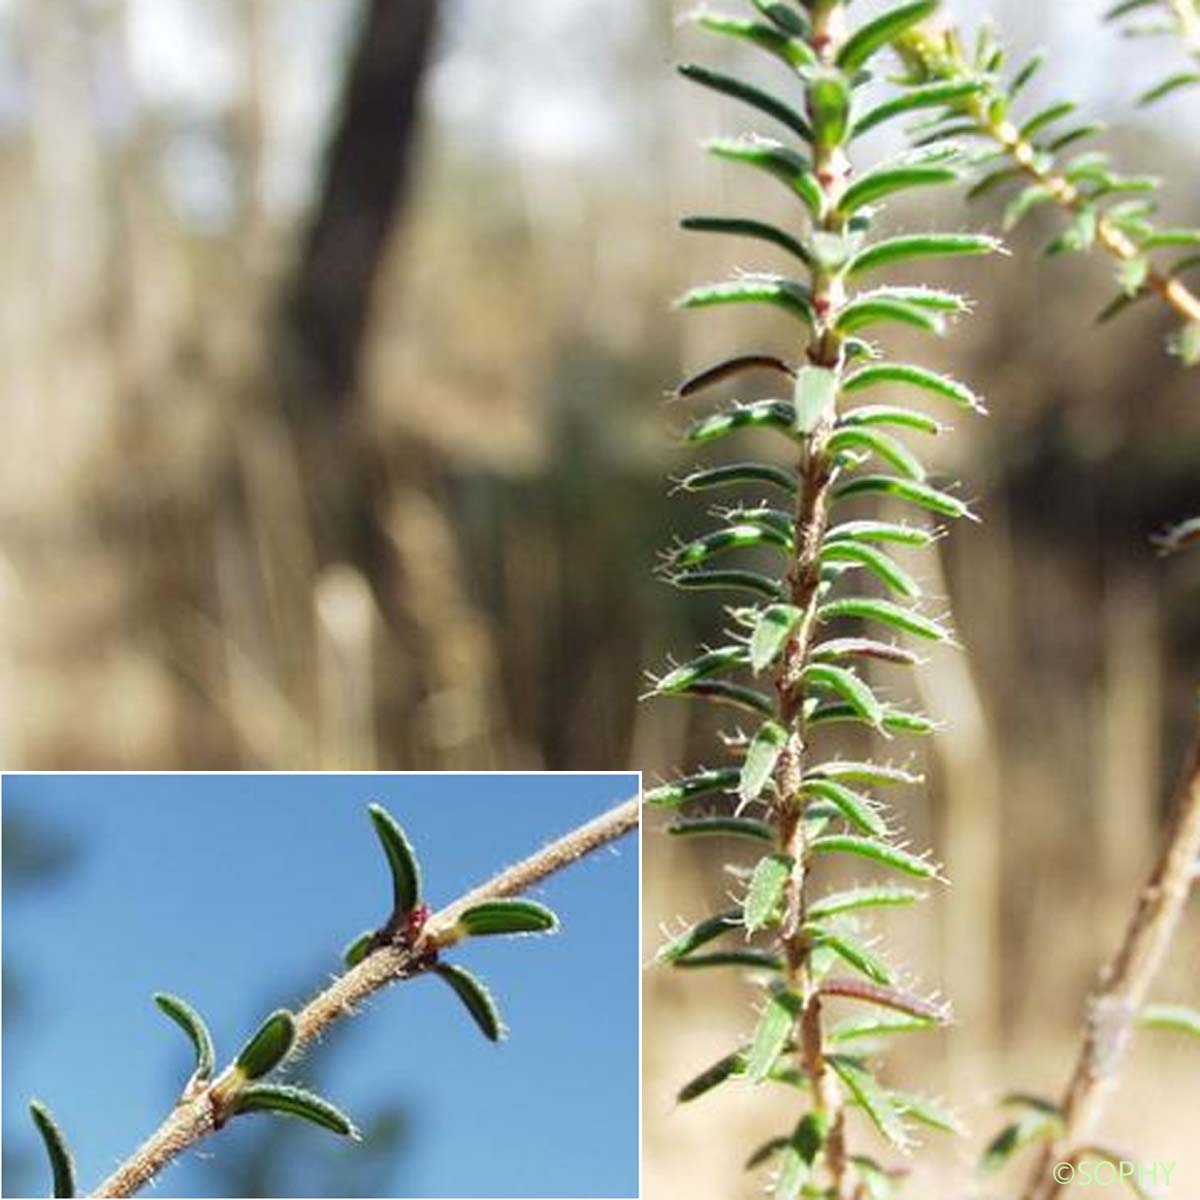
[1023,734,1200,1200]
[771,3,853,1194]
[981,111,1200,325]
[90,796,639,1198]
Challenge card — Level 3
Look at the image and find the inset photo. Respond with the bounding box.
[1,773,639,1199]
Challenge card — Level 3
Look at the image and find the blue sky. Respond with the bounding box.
[1,773,639,1198]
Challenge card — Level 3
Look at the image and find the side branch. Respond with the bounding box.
[1024,731,1200,1200]
[91,796,639,1198]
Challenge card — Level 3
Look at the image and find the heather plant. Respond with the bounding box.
[864,17,1200,1195]
[646,1,1004,1195]
[647,0,1200,1196]
[25,797,638,1198]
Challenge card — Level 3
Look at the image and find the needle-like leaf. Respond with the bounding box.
[232,1085,357,1137]
[153,992,216,1084]
[29,1101,75,1199]
[456,899,559,938]
[434,963,506,1042]
[235,1010,296,1082]
[367,803,422,916]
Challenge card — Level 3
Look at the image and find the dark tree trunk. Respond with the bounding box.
[274,0,439,604]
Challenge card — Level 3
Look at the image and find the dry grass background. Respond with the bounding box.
[0,0,1198,1194]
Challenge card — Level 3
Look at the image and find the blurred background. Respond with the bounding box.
[0,0,1198,1194]
[1,773,639,1197]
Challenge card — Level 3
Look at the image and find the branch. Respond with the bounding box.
[90,796,639,1198]
[985,118,1200,327]
[1022,733,1200,1200]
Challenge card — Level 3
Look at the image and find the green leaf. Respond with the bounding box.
[807,927,892,984]
[1139,70,1200,106]
[847,233,1001,277]
[745,853,793,932]
[29,1102,75,1199]
[752,0,809,40]
[811,834,939,879]
[705,137,824,216]
[434,963,506,1041]
[808,68,852,149]
[746,1135,790,1170]
[1170,321,1200,366]
[681,214,812,264]
[678,1049,746,1103]
[837,1,938,72]
[235,1009,296,1081]
[801,778,887,837]
[657,909,742,963]
[832,473,973,520]
[676,462,798,495]
[820,539,921,598]
[1003,183,1053,231]
[827,1055,912,1152]
[792,365,839,435]
[842,362,983,412]
[679,63,812,142]
[668,567,785,601]
[367,803,422,915]
[827,428,926,482]
[685,400,795,445]
[807,885,923,920]
[654,646,750,693]
[747,991,803,1082]
[1138,1003,1200,1039]
[806,761,922,788]
[457,899,558,937]
[667,816,775,843]
[676,352,794,397]
[890,1091,965,1136]
[232,1085,357,1138]
[692,12,815,70]
[801,663,885,730]
[677,274,815,326]
[665,679,776,716]
[981,1110,1061,1173]
[750,604,804,671]
[644,767,741,807]
[673,522,793,566]
[154,992,216,1083]
[675,949,784,972]
[852,81,983,137]
[825,519,935,548]
[834,296,947,336]
[740,720,789,805]
[839,162,958,215]
[774,1111,828,1198]
[342,930,375,969]
[810,703,935,735]
[1019,99,1076,141]
[840,404,944,437]
[829,1014,935,1043]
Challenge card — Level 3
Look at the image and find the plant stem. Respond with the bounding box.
[980,112,1200,326]
[1022,733,1200,1200]
[90,795,639,1198]
[772,3,853,1194]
